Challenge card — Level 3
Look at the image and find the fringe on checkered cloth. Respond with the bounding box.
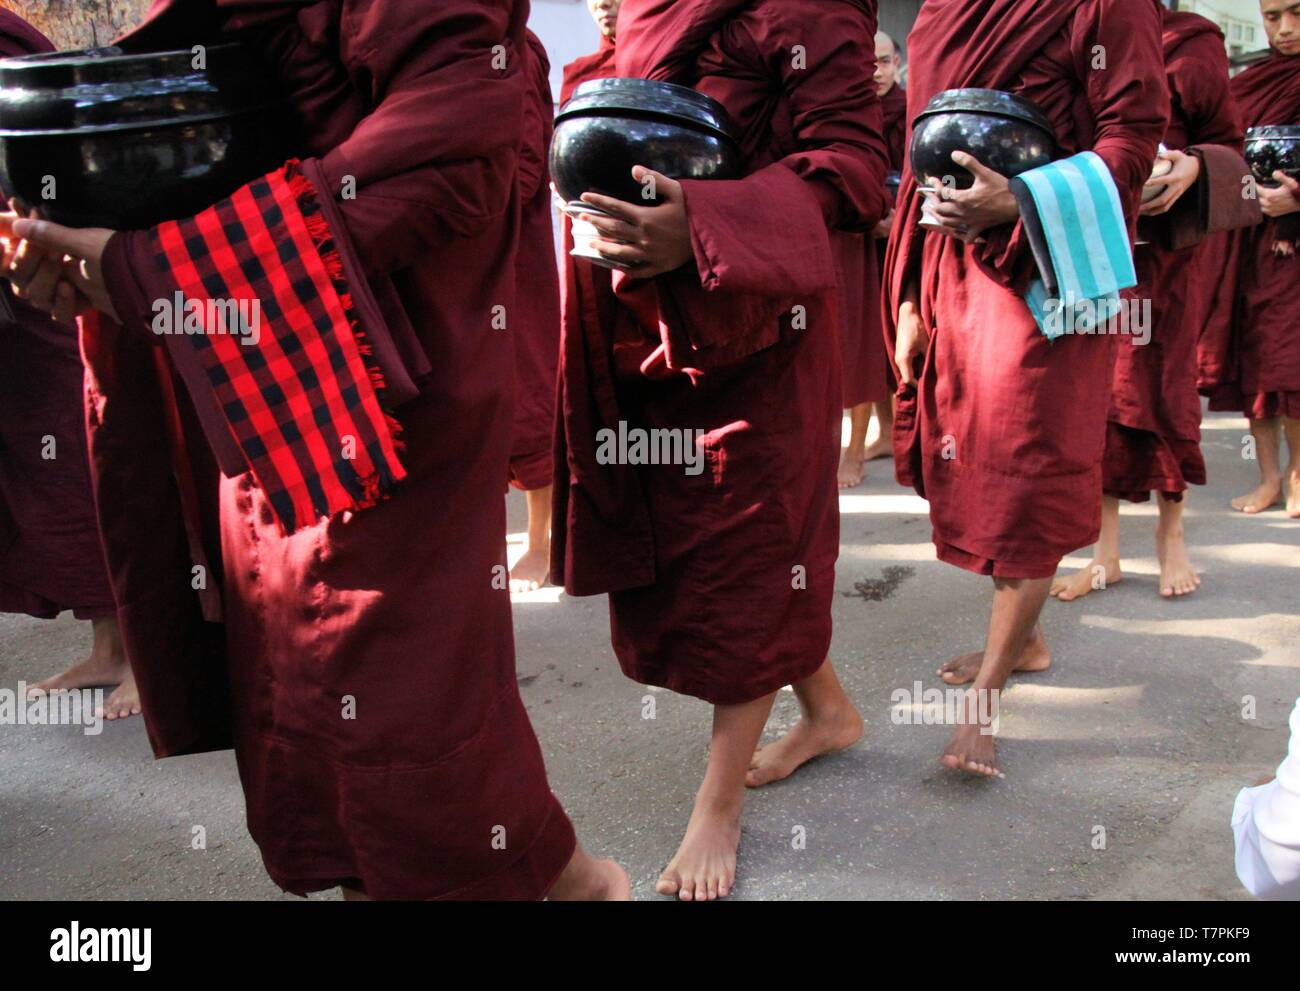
[151,160,406,533]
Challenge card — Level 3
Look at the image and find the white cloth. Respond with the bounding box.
[1233,698,1300,900]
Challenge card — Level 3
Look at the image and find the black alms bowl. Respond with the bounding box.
[1245,125,1300,188]
[910,88,1057,189]
[550,77,740,207]
[0,43,291,229]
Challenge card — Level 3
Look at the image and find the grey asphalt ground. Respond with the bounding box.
[1,409,1296,900]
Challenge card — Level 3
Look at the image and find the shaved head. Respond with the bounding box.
[1261,0,1300,55]
[874,31,902,96]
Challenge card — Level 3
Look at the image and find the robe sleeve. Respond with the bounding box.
[677,0,889,299]
[974,0,1169,292]
[1157,33,1255,250]
[1071,0,1170,220]
[315,0,530,279]
[1170,34,1244,150]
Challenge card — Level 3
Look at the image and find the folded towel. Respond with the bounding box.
[150,160,406,533]
[1010,151,1137,340]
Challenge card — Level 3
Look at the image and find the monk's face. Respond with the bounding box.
[1261,0,1300,55]
[588,0,622,40]
[874,37,900,95]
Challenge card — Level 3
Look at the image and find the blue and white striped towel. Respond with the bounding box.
[1010,151,1137,341]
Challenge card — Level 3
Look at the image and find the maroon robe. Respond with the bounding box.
[883,0,1168,578]
[561,32,616,104]
[1103,11,1242,503]
[87,0,575,900]
[1197,49,1300,419]
[509,31,561,492]
[551,0,888,703]
[835,72,905,411]
[0,11,115,622]
[862,80,908,399]
[881,81,907,175]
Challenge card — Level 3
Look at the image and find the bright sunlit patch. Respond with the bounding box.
[839,492,930,515]
[840,542,938,562]
[1082,613,1300,669]
[992,683,1157,741]
[1196,543,1300,568]
[1198,416,1250,431]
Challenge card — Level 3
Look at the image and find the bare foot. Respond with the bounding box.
[98,668,141,721]
[656,803,741,901]
[1231,477,1282,514]
[862,435,892,462]
[1288,470,1300,518]
[1049,558,1121,601]
[837,450,865,488]
[746,703,863,787]
[29,615,127,695]
[1155,523,1200,598]
[509,545,550,593]
[937,625,1051,686]
[939,720,1003,778]
[548,847,631,901]
[28,653,128,695]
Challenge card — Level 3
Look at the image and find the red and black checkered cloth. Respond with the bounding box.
[151,160,405,533]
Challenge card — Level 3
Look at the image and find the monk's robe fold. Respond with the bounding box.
[1197,49,1300,418]
[0,11,116,623]
[1105,11,1244,504]
[835,80,907,409]
[552,0,888,704]
[883,0,1169,578]
[88,0,576,901]
[509,31,561,492]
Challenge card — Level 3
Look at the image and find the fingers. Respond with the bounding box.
[1140,188,1175,216]
[630,166,683,202]
[10,218,110,261]
[584,212,639,242]
[590,238,647,267]
[578,192,639,222]
[950,150,997,183]
[1273,170,1299,194]
[16,254,67,312]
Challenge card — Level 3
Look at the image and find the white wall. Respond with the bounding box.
[529,0,604,105]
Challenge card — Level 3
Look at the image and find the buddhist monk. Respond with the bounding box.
[577,0,621,80]
[1051,8,1246,602]
[507,31,561,593]
[883,0,1168,775]
[838,29,904,488]
[553,0,887,898]
[3,0,625,902]
[0,9,127,718]
[1199,0,1300,518]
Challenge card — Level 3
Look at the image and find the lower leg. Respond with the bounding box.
[509,484,552,591]
[862,399,895,461]
[28,614,128,694]
[1155,494,1200,597]
[838,403,871,487]
[1232,417,1283,513]
[1049,494,1121,602]
[1283,416,1300,517]
[940,576,1052,778]
[837,400,868,486]
[657,692,776,901]
[746,658,864,787]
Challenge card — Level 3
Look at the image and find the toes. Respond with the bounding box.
[656,869,681,897]
[678,877,696,902]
